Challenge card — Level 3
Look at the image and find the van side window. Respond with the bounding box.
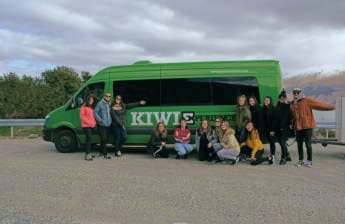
[113,80,161,106]
[75,82,105,107]
[212,77,260,105]
[161,78,212,105]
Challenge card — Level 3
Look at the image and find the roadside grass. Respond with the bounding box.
[0,126,42,139]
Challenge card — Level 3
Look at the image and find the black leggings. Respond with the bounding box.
[148,145,169,158]
[277,129,290,160]
[113,126,127,152]
[296,129,313,161]
[251,150,270,165]
[98,125,110,156]
[198,134,213,161]
[83,127,93,154]
[265,131,276,156]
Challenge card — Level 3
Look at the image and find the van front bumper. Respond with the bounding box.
[43,128,53,142]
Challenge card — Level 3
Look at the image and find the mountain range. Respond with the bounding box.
[283,71,345,122]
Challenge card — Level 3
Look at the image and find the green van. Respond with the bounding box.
[43,60,283,152]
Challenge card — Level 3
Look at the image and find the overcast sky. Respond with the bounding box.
[1,0,345,77]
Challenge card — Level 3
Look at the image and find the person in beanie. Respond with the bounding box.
[94,93,112,159]
[291,88,335,168]
[262,96,276,162]
[275,89,292,165]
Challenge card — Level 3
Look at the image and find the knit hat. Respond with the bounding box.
[278,89,287,98]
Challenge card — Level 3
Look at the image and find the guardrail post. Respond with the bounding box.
[326,129,329,139]
[10,126,14,138]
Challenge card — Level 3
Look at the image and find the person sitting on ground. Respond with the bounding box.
[240,121,273,166]
[147,121,169,158]
[195,119,216,161]
[215,121,240,165]
[174,118,193,159]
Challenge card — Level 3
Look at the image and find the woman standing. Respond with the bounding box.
[236,95,251,143]
[275,90,292,165]
[195,120,216,161]
[147,122,169,158]
[110,95,146,157]
[174,118,193,159]
[216,121,240,165]
[80,95,97,161]
[262,96,276,162]
[248,96,264,140]
[240,122,273,166]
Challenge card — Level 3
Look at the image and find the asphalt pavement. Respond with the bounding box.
[0,139,345,224]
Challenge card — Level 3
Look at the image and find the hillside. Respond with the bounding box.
[284,71,345,104]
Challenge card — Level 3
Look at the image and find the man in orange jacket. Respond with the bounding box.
[291,88,335,168]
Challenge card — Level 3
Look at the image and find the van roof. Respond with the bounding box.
[90,59,280,81]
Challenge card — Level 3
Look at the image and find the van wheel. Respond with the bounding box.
[54,130,76,153]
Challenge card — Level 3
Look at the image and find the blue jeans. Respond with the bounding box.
[175,143,193,156]
[113,126,127,152]
[212,143,223,152]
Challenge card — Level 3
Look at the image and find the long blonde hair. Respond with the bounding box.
[155,121,167,138]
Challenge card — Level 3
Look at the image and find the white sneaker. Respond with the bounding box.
[271,155,275,163]
[304,160,313,168]
[295,160,304,167]
[116,151,122,157]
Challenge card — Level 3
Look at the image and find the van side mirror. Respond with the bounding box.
[70,98,76,109]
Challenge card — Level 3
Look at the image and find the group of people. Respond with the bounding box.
[80,88,335,167]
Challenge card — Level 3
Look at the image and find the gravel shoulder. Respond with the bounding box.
[0,139,345,224]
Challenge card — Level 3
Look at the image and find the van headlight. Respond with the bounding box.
[44,115,51,127]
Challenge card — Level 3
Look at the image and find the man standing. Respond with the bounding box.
[94,93,112,159]
[291,88,335,167]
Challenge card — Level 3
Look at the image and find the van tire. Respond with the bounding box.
[54,130,77,153]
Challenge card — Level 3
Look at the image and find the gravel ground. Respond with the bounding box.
[0,139,345,224]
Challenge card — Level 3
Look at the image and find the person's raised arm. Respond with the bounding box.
[307,97,335,111]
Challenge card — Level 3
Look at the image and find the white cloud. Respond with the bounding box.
[0,0,345,76]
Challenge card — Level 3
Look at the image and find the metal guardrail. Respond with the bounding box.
[0,119,45,138]
[316,121,336,129]
[0,119,44,127]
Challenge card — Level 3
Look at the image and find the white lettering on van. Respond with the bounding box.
[131,111,181,126]
[146,112,153,125]
[153,112,171,125]
[131,112,145,125]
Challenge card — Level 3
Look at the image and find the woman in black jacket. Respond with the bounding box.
[110,95,146,157]
[262,96,276,161]
[248,96,264,140]
[147,121,169,158]
[275,90,292,165]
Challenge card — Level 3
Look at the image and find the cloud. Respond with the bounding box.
[0,0,344,76]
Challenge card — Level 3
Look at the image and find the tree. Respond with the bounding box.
[81,71,92,82]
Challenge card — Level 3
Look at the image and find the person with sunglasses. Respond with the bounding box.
[94,93,113,159]
[110,95,146,157]
[291,88,335,168]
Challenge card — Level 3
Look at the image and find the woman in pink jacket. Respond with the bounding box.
[80,95,97,161]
